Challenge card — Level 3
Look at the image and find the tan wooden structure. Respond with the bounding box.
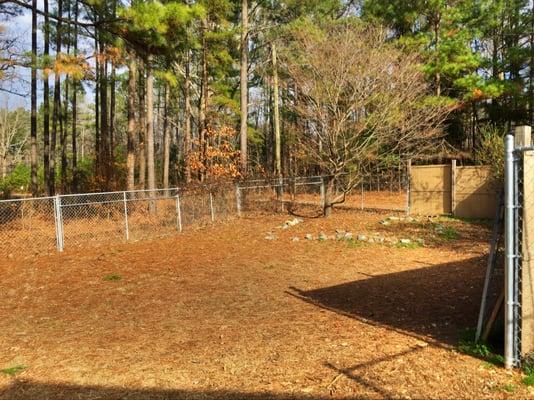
[516,126,534,358]
[410,163,499,218]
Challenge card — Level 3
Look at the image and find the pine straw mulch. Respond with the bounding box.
[0,209,530,399]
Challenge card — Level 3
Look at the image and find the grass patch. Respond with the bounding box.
[103,274,122,282]
[501,384,516,393]
[395,240,422,249]
[434,215,491,226]
[522,362,534,387]
[523,374,534,387]
[346,238,364,248]
[457,328,503,367]
[433,223,460,241]
[1,365,27,376]
[439,226,459,240]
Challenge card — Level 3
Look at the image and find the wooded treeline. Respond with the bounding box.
[0,0,533,197]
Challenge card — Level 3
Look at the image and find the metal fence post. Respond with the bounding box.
[360,181,364,210]
[123,192,129,241]
[320,177,326,209]
[451,159,457,216]
[209,192,215,222]
[406,159,412,216]
[176,193,182,232]
[53,195,64,252]
[236,184,242,217]
[504,134,515,369]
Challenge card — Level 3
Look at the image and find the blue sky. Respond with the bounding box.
[1,2,96,110]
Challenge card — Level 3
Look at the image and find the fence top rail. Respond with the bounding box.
[0,195,56,204]
[59,187,181,198]
[411,164,451,169]
[0,174,353,204]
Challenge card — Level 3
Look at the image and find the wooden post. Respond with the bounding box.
[515,125,532,149]
[451,160,457,216]
[516,126,534,358]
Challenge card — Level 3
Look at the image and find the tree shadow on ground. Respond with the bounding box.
[288,256,490,347]
[0,380,370,400]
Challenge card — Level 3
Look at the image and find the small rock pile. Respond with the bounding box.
[279,218,304,229]
[264,214,425,247]
[379,215,418,226]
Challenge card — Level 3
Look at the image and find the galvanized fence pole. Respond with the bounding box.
[176,193,182,232]
[123,192,130,241]
[53,195,64,252]
[406,159,412,216]
[504,134,515,369]
[236,184,242,217]
[209,192,215,222]
[320,177,326,210]
[361,181,364,210]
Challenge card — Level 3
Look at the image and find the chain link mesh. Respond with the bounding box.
[0,197,56,257]
[513,150,524,365]
[0,168,408,258]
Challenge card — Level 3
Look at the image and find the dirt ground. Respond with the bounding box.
[0,209,529,399]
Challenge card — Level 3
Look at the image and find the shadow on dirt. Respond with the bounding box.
[288,256,491,347]
[0,380,370,400]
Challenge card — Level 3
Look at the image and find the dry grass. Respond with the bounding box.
[0,209,527,399]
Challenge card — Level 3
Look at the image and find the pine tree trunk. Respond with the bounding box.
[239,0,248,175]
[146,59,156,191]
[61,7,70,194]
[50,0,63,196]
[163,83,171,189]
[272,43,281,179]
[94,36,100,175]
[184,52,192,183]
[434,14,441,97]
[99,41,110,187]
[138,66,146,190]
[127,55,137,191]
[110,64,116,177]
[61,76,68,193]
[199,20,209,182]
[43,0,50,192]
[30,0,38,195]
[71,0,78,192]
[109,0,117,175]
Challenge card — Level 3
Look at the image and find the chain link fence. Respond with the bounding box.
[0,171,408,259]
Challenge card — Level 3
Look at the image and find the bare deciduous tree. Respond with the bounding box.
[279,22,451,216]
[0,107,29,179]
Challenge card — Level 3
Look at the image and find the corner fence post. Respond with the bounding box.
[504,134,515,369]
[53,195,64,252]
[123,191,129,241]
[176,193,182,232]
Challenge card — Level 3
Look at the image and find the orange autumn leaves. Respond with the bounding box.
[188,126,241,181]
[43,46,123,81]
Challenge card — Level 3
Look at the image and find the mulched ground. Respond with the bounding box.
[0,209,530,399]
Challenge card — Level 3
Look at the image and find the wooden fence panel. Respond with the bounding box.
[455,166,499,219]
[410,163,498,218]
[410,165,452,215]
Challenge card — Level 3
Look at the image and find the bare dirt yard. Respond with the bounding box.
[0,209,530,399]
